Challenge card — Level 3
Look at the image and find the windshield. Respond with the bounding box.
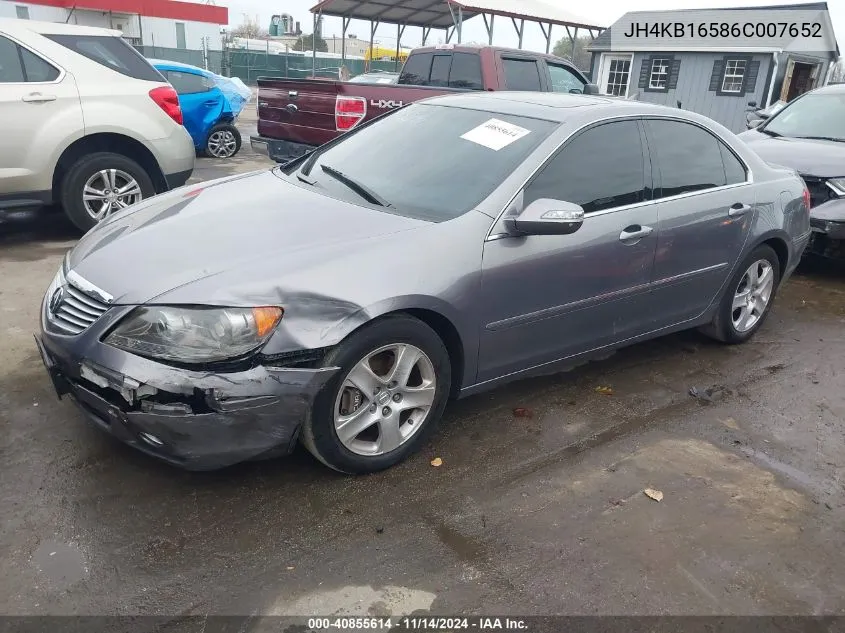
[761,92,845,140]
[284,103,558,222]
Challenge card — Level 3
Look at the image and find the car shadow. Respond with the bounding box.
[0,206,79,247]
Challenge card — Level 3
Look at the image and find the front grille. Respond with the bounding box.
[801,175,835,209]
[48,279,110,335]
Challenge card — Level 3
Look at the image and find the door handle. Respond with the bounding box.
[729,202,752,216]
[203,100,218,106]
[22,92,57,103]
[288,90,298,100]
[619,225,654,242]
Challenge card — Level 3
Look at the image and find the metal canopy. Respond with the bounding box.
[309,0,481,29]
[448,0,603,30]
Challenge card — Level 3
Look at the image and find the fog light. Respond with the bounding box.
[139,432,164,447]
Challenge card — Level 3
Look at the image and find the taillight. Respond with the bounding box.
[802,187,811,213]
[149,86,183,125]
[335,95,366,132]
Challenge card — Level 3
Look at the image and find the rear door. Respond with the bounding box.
[0,33,82,201]
[642,117,755,326]
[499,55,545,91]
[165,69,220,148]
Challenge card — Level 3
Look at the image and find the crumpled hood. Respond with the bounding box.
[68,169,427,305]
[737,131,845,178]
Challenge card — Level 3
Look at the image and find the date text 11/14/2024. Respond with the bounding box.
[307,617,529,631]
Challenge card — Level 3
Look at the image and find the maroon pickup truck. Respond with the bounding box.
[250,44,597,162]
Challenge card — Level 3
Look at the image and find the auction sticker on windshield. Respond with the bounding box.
[461,118,531,151]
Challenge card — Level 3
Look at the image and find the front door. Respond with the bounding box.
[477,119,658,383]
[0,34,82,200]
[642,118,755,326]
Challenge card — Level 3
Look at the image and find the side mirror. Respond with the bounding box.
[504,199,585,236]
[747,100,757,107]
[747,118,763,129]
[583,83,600,95]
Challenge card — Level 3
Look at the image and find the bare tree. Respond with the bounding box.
[231,15,268,39]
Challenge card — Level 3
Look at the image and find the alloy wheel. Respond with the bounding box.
[207,130,238,158]
[82,169,143,221]
[731,259,775,333]
[333,343,437,456]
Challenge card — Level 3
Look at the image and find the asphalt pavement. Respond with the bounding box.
[1,107,844,618]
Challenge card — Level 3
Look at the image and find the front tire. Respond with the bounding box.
[204,123,242,158]
[302,315,451,474]
[60,152,155,232]
[701,244,781,344]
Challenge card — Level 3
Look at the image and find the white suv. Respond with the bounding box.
[0,19,195,231]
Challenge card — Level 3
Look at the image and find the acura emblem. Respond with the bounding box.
[49,287,64,315]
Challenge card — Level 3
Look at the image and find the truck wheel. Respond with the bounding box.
[205,123,241,158]
[61,152,155,232]
[301,315,452,474]
[700,244,780,344]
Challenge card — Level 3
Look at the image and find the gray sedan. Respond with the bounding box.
[36,92,811,473]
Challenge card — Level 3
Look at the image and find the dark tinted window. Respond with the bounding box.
[21,47,59,81]
[0,36,26,82]
[525,120,645,213]
[548,63,585,93]
[398,52,433,85]
[292,104,558,222]
[167,69,210,94]
[503,58,542,91]
[0,36,59,82]
[720,143,746,185]
[46,34,164,81]
[646,119,727,197]
[449,52,482,89]
[429,54,451,87]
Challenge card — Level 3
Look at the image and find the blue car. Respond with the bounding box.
[150,60,243,158]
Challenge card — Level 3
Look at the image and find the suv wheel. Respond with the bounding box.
[61,152,155,232]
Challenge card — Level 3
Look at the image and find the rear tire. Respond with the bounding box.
[302,315,451,474]
[204,123,242,158]
[700,244,781,344]
[60,152,155,233]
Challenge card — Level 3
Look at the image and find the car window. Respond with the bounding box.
[547,63,585,93]
[646,120,729,197]
[525,120,646,213]
[398,52,433,85]
[449,52,483,90]
[46,34,165,82]
[761,92,845,141]
[20,47,59,82]
[0,36,26,82]
[291,103,558,222]
[503,58,542,91]
[167,69,211,94]
[720,143,747,185]
[0,36,59,82]
[429,54,451,87]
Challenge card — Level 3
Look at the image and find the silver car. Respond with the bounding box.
[36,92,811,473]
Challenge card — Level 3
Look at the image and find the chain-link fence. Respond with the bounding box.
[134,44,399,85]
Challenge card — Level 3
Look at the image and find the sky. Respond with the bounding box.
[216,0,845,54]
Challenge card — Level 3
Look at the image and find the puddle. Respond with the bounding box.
[32,540,87,591]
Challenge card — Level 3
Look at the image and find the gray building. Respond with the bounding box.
[587,3,840,132]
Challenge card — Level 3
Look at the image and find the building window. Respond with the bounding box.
[16,5,30,19]
[606,57,631,96]
[721,59,747,93]
[648,58,671,90]
[175,22,186,49]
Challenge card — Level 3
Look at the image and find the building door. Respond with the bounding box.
[175,22,187,49]
[598,54,632,96]
[780,59,820,102]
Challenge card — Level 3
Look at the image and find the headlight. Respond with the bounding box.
[827,178,845,197]
[105,306,283,363]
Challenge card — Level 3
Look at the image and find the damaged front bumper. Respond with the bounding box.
[36,302,338,471]
[807,199,845,259]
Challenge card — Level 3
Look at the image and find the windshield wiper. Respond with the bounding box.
[319,164,392,208]
[794,135,845,143]
[759,128,782,137]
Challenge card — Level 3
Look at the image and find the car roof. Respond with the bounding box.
[0,17,120,37]
[422,91,694,122]
[409,43,578,66]
[810,82,845,95]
